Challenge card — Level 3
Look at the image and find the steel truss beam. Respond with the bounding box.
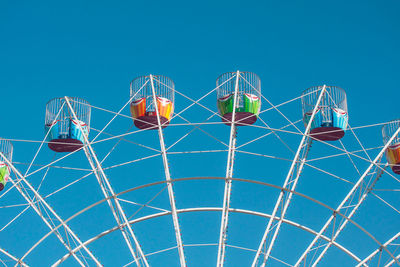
[0,153,101,267]
[64,97,149,267]
[19,177,398,266]
[252,86,327,267]
[217,70,240,267]
[298,162,388,266]
[295,124,400,267]
[149,75,186,267]
[0,247,27,266]
[356,232,400,267]
[386,254,400,267]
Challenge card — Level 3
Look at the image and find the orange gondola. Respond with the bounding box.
[383,120,400,174]
[130,75,175,130]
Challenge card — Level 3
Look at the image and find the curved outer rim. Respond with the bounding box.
[53,207,362,266]
[16,176,395,266]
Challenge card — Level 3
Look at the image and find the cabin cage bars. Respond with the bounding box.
[45,97,91,135]
[0,139,13,162]
[383,119,400,146]
[130,75,175,111]
[301,86,347,121]
[216,71,261,99]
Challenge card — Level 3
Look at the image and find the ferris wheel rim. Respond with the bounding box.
[16,176,397,266]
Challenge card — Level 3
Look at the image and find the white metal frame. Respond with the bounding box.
[0,152,101,267]
[294,162,388,266]
[0,247,27,266]
[14,176,399,266]
[64,97,149,267]
[217,70,241,267]
[54,207,362,266]
[357,232,400,267]
[294,123,400,266]
[149,74,187,267]
[2,79,399,267]
[252,85,327,266]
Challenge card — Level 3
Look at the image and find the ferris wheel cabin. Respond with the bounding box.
[301,86,348,141]
[216,71,261,126]
[383,120,400,174]
[130,75,175,130]
[0,139,13,191]
[45,97,91,152]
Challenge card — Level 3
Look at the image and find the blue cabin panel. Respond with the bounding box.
[303,108,323,130]
[45,120,60,141]
[45,119,89,143]
[332,108,348,130]
[301,86,348,141]
[69,119,89,143]
[304,107,348,132]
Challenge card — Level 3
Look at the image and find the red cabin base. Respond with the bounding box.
[0,183,4,191]
[48,139,84,152]
[134,116,170,130]
[392,164,400,175]
[222,112,257,126]
[310,127,345,141]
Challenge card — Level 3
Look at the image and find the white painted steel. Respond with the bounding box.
[0,247,27,266]
[54,207,363,266]
[384,252,400,267]
[309,163,388,266]
[357,232,400,267]
[217,70,240,267]
[18,176,398,266]
[252,85,327,266]
[64,97,149,267]
[149,75,187,267]
[295,123,400,267]
[2,79,397,267]
[0,153,101,267]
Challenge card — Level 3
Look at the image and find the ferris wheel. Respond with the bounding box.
[0,71,399,266]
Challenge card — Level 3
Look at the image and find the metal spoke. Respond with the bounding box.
[357,232,400,267]
[305,163,387,266]
[384,253,400,267]
[0,247,27,266]
[0,153,100,267]
[149,75,187,267]
[217,71,240,267]
[295,124,400,267]
[18,176,393,266]
[64,97,149,267]
[252,85,327,267]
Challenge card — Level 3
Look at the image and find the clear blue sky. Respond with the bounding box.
[1,0,399,266]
